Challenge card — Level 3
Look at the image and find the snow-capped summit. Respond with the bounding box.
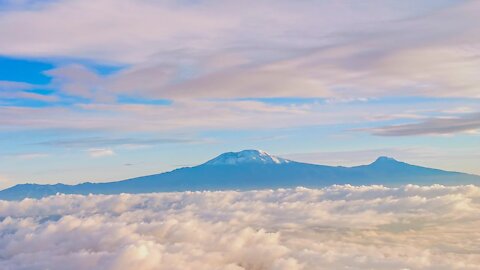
[203,149,290,165]
[373,156,398,163]
[370,156,402,165]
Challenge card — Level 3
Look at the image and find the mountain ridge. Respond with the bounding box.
[1,150,479,200]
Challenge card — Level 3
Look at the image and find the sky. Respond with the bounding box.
[0,0,479,188]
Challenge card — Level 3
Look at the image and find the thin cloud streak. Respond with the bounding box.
[367,112,480,136]
[86,148,115,158]
[33,136,199,148]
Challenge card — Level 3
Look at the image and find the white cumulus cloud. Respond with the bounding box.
[1,185,480,269]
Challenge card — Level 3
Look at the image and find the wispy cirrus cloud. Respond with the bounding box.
[0,0,433,63]
[13,153,50,160]
[1,98,479,134]
[0,80,57,102]
[2,0,480,101]
[367,112,480,136]
[34,136,198,148]
[0,81,33,91]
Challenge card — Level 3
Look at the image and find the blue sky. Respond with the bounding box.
[0,0,479,188]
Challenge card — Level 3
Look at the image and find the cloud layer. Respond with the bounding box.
[1,0,480,136]
[1,185,479,269]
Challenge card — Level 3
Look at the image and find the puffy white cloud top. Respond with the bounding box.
[1,185,479,269]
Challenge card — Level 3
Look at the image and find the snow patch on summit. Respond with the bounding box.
[204,149,290,165]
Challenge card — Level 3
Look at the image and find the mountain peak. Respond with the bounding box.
[376,156,397,161]
[371,156,401,165]
[203,149,290,166]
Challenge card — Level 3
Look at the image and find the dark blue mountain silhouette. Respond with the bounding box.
[1,150,479,200]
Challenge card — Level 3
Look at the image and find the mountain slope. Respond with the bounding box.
[1,150,479,200]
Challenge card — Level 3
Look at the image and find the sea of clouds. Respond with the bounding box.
[1,184,479,270]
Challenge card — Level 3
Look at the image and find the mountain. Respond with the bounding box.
[203,149,290,165]
[1,149,479,200]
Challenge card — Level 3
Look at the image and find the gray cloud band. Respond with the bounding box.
[368,113,480,136]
